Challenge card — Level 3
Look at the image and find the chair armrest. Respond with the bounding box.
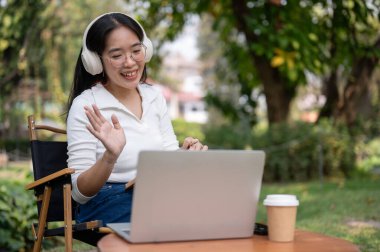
[99,227,113,233]
[25,168,75,190]
[125,178,135,191]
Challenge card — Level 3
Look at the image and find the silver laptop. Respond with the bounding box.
[107,150,265,243]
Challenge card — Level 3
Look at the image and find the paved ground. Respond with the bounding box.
[346,220,380,229]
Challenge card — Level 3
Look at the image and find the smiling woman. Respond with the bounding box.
[65,12,207,226]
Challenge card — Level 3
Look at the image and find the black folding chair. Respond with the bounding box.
[25,115,110,252]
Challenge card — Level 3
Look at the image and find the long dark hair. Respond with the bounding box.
[66,13,148,116]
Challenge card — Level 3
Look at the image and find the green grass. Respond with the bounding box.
[1,163,379,251]
[256,177,380,252]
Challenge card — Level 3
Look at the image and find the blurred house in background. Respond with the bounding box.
[152,51,208,124]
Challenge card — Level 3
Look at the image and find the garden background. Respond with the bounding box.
[1,0,380,251]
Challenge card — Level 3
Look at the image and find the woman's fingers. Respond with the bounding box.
[84,106,102,131]
[182,137,200,149]
[182,137,192,149]
[202,145,208,151]
[111,114,121,129]
[190,142,207,151]
[182,136,208,151]
[85,104,111,132]
[86,124,98,138]
[83,105,126,158]
[84,106,122,135]
[92,104,106,123]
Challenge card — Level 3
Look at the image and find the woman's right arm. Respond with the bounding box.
[76,105,126,197]
[68,101,126,203]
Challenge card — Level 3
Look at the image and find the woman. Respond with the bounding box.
[66,12,207,225]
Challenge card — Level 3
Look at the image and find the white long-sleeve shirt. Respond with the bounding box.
[67,83,179,204]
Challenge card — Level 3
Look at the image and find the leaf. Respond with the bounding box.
[343,0,355,9]
[271,56,285,67]
[3,15,12,28]
[288,69,298,81]
[308,33,318,42]
[291,40,300,50]
[0,39,9,51]
[286,58,295,69]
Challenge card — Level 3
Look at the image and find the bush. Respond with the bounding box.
[251,120,355,182]
[356,137,380,172]
[203,120,357,182]
[0,178,38,251]
[172,119,205,146]
[0,139,30,160]
[203,123,251,149]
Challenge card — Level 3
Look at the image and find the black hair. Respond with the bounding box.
[66,13,148,117]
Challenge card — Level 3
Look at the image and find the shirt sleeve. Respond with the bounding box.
[67,96,98,204]
[157,92,180,150]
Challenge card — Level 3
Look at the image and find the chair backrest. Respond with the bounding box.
[28,115,76,222]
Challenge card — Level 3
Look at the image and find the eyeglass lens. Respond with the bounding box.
[109,44,146,67]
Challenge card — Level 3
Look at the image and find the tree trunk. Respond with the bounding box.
[337,37,380,126]
[231,0,295,124]
[318,13,339,121]
[253,55,294,123]
[318,70,339,121]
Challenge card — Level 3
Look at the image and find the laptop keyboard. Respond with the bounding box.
[122,228,131,236]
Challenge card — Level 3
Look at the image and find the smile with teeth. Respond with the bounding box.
[122,70,138,78]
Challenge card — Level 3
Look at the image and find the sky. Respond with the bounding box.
[161,15,200,62]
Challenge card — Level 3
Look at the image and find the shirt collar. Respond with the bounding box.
[91,83,158,111]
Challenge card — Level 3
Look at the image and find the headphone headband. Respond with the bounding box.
[81,12,153,75]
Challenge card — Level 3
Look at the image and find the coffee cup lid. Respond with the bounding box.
[263,194,299,206]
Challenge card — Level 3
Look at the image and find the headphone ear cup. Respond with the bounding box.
[81,48,103,75]
[143,37,153,63]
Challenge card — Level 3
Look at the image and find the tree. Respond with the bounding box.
[316,1,380,126]
[0,0,125,138]
[135,0,306,124]
[127,0,380,126]
[197,13,258,126]
[0,0,51,138]
[0,0,48,93]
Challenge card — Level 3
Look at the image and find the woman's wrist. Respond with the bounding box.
[101,151,118,165]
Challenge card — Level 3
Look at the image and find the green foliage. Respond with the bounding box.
[255,120,356,181]
[0,0,53,98]
[203,122,252,150]
[0,179,38,251]
[0,0,126,139]
[172,119,204,146]
[132,0,380,125]
[356,138,380,172]
[0,139,30,155]
[204,120,357,182]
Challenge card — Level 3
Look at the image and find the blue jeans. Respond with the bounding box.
[75,183,133,225]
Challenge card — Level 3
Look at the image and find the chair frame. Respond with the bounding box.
[25,115,108,252]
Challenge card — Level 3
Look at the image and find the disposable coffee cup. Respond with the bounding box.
[263,194,299,242]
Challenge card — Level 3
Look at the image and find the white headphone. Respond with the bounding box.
[81,12,153,75]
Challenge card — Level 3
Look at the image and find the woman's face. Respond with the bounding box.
[101,26,145,91]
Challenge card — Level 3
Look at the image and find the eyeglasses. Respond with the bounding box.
[106,43,146,68]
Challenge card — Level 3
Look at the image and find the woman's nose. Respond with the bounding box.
[123,54,136,67]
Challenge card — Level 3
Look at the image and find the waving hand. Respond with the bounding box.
[84,104,126,160]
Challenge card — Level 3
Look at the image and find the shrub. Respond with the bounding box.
[0,178,38,251]
[203,120,357,182]
[0,139,29,152]
[252,120,356,182]
[0,139,30,160]
[356,137,380,172]
[203,122,252,149]
[172,119,205,146]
